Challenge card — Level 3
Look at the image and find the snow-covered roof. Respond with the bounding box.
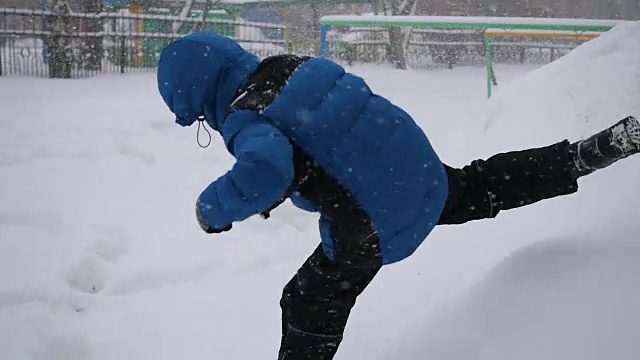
[321,15,626,30]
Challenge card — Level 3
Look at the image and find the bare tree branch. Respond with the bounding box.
[397,0,411,14]
[402,0,418,51]
[172,0,195,34]
[194,0,217,32]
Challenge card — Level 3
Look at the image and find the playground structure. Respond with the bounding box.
[108,0,371,62]
[117,5,237,67]
[319,15,625,97]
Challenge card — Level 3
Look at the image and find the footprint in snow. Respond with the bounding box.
[66,257,107,295]
[66,224,129,295]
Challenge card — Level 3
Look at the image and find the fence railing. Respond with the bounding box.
[0,7,309,78]
[320,15,625,70]
[1,9,628,80]
[323,26,596,69]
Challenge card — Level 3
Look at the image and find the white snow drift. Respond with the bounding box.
[385,20,640,360]
[0,21,638,360]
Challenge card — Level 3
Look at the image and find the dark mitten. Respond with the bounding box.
[195,198,232,234]
[204,224,233,234]
[259,195,290,220]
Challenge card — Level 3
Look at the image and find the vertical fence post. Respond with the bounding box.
[120,34,126,74]
[49,0,73,78]
[83,0,104,73]
[0,36,3,77]
[319,24,330,58]
[0,10,4,76]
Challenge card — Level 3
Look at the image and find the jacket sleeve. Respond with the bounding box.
[196,111,294,229]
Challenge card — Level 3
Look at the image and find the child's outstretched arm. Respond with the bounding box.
[196,110,294,233]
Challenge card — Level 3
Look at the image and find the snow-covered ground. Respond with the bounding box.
[1,21,638,360]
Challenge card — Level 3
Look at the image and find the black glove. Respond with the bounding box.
[259,195,290,220]
[202,223,232,234]
[196,198,232,234]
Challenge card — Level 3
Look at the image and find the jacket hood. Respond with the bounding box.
[157,33,260,130]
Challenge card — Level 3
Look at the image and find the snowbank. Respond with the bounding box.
[389,227,640,360]
[384,21,640,360]
[482,21,640,152]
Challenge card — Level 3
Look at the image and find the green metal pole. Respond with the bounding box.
[485,35,493,98]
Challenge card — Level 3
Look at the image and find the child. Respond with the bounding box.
[156,33,639,359]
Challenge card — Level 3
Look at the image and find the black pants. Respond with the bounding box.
[438,140,579,224]
[278,140,579,359]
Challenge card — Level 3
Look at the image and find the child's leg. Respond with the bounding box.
[278,215,381,360]
[278,245,380,359]
[439,116,640,225]
[438,140,578,224]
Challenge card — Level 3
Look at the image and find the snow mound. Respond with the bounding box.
[0,20,638,360]
[480,21,640,153]
[384,20,640,360]
[391,227,640,360]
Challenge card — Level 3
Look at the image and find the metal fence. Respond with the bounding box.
[0,7,308,78]
[0,7,602,78]
[324,27,591,69]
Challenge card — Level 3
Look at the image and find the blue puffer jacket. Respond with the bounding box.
[157,33,449,265]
